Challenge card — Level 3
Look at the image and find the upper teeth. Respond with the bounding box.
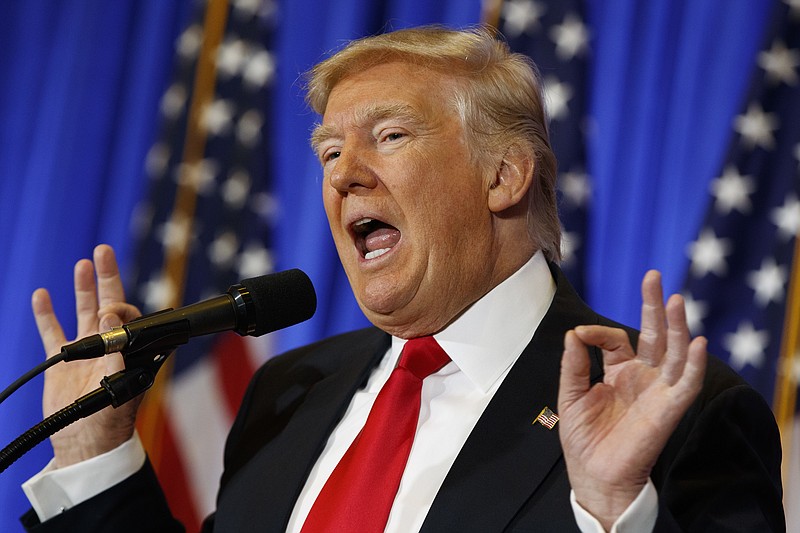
[354,218,373,228]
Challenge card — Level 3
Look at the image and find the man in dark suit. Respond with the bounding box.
[22,26,784,531]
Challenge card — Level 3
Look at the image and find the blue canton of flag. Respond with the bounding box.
[126,0,279,529]
[496,0,591,295]
[681,1,800,406]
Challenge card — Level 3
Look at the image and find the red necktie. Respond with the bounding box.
[301,336,450,533]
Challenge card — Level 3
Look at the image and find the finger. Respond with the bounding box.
[673,336,707,400]
[98,313,127,375]
[558,330,592,410]
[638,270,667,366]
[661,294,691,385]
[572,325,636,366]
[98,302,142,325]
[32,288,67,358]
[93,245,126,310]
[74,258,100,338]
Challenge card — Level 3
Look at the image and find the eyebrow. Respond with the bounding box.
[310,102,424,153]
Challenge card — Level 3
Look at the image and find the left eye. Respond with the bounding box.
[383,132,404,142]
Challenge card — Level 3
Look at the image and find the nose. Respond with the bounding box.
[327,148,378,195]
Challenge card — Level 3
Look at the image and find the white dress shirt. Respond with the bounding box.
[24,252,656,531]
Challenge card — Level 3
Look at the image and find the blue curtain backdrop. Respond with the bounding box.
[0,1,194,528]
[0,0,780,530]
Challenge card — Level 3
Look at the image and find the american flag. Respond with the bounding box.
[126,0,279,529]
[494,0,591,295]
[534,406,560,430]
[680,0,799,435]
[680,1,800,527]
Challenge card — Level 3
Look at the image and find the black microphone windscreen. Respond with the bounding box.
[241,269,317,336]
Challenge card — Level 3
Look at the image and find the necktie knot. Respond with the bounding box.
[398,336,450,380]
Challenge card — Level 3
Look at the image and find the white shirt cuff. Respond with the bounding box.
[21,432,146,522]
[571,479,658,533]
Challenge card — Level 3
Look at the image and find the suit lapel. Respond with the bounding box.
[421,266,604,531]
[214,328,390,532]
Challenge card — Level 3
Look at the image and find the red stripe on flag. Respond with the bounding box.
[211,332,257,416]
[155,409,203,533]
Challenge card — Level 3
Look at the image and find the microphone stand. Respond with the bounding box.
[0,319,192,474]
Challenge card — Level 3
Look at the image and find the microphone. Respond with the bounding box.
[60,269,316,361]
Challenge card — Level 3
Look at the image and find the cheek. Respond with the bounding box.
[321,181,340,219]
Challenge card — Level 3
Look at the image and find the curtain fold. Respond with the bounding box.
[586,0,773,323]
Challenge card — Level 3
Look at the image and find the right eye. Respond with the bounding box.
[321,149,341,164]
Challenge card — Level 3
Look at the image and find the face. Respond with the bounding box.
[315,61,505,338]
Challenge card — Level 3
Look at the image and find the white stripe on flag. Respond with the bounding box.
[168,357,235,519]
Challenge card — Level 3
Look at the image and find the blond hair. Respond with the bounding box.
[306,25,561,262]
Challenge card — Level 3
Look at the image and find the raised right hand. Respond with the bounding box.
[32,244,143,468]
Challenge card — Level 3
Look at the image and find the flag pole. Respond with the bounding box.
[773,234,800,493]
[482,0,503,28]
[136,0,230,470]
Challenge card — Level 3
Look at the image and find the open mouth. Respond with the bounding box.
[352,217,401,260]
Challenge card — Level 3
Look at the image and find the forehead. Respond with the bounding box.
[320,61,459,127]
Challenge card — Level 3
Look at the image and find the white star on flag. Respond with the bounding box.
[795,142,800,169]
[236,109,264,147]
[710,166,755,215]
[770,193,800,240]
[502,0,547,38]
[208,231,240,269]
[176,24,203,60]
[549,13,590,60]
[559,170,591,207]
[747,257,788,307]
[221,169,252,209]
[723,321,770,370]
[176,159,219,195]
[543,76,573,121]
[758,39,800,86]
[734,102,779,150]
[216,39,248,79]
[160,83,188,119]
[681,292,709,335]
[139,274,178,314]
[560,230,581,267]
[146,142,171,178]
[686,228,733,277]
[201,99,236,136]
[237,242,274,279]
[243,49,276,89]
[156,215,194,254]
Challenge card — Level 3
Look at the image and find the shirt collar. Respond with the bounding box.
[391,252,556,393]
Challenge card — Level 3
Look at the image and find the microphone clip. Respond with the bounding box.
[106,316,191,406]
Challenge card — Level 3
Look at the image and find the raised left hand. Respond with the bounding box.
[557,270,707,529]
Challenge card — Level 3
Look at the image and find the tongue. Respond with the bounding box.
[364,227,401,253]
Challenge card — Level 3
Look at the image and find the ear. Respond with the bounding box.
[487,144,535,213]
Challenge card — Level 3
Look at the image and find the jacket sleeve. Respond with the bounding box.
[652,380,785,532]
[20,459,184,533]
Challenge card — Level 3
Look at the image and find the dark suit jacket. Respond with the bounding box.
[23,266,785,532]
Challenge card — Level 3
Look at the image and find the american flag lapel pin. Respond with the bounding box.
[534,406,559,430]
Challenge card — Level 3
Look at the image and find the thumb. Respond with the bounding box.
[99,312,123,333]
[98,313,126,374]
